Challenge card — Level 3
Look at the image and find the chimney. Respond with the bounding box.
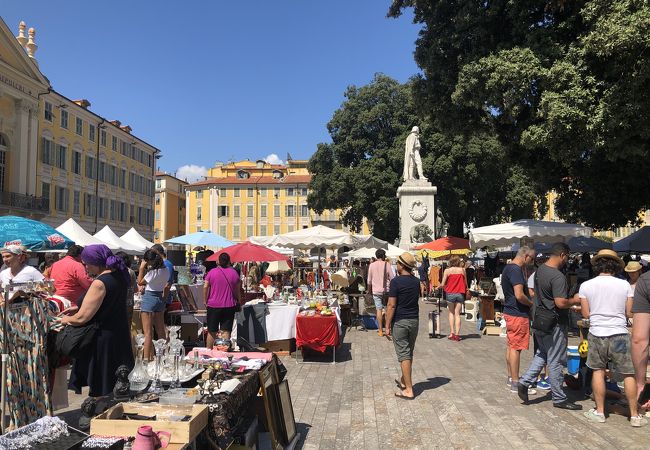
[120,125,132,133]
[73,99,91,109]
[109,120,121,127]
[16,21,27,48]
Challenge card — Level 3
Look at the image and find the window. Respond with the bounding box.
[98,161,106,182]
[131,145,137,160]
[285,205,295,217]
[219,188,226,197]
[288,224,295,233]
[60,109,68,129]
[41,138,54,165]
[233,225,240,238]
[109,165,117,185]
[155,210,160,221]
[247,204,254,217]
[130,205,134,223]
[300,188,308,196]
[274,225,280,235]
[219,225,227,237]
[120,202,126,221]
[196,206,202,221]
[100,129,106,146]
[156,179,162,189]
[260,187,267,197]
[237,170,250,179]
[73,191,80,215]
[72,151,81,174]
[260,225,267,236]
[260,204,267,217]
[272,170,282,179]
[44,102,53,121]
[110,200,117,220]
[218,205,229,217]
[111,136,117,151]
[247,188,254,197]
[85,156,96,179]
[56,145,67,170]
[84,193,96,217]
[155,194,160,205]
[196,190,203,199]
[89,124,95,142]
[98,198,106,218]
[274,188,280,198]
[273,205,280,217]
[120,169,126,188]
[41,182,50,203]
[234,188,240,197]
[246,225,254,237]
[75,117,83,135]
[301,204,309,217]
[286,188,294,197]
[234,205,240,217]
[121,141,129,156]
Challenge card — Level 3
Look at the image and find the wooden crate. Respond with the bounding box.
[90,402,208,444]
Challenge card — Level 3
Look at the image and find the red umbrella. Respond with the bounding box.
[206,241,289,263]
[414,236,470,251]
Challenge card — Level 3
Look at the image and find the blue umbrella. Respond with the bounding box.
[164,230,233,248]
[0,216,73,251]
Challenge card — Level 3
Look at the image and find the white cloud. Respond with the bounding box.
[176,164,208,183]
[264,153,284,165]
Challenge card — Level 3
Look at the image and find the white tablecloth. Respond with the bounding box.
[266,304,300,341]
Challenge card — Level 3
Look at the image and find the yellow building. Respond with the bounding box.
[184,159,368,242]
[154,172,187,243]
[0,17,159,238]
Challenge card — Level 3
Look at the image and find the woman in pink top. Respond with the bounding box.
[440,256,467,341]
[203,252,241,348]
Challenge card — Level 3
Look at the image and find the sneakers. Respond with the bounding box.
[506,377,512,387]
[630,415,648,427]
[536,377,551,390]
[583,409,606,423]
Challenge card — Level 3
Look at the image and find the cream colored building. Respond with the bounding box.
[154,172,187,243]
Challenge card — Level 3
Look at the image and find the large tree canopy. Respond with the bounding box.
[389,0,650,230]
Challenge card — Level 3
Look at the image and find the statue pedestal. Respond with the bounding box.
[397,179,437,249]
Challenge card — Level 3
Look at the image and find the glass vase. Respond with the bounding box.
[148,339,167,394]
[128,334,150,393]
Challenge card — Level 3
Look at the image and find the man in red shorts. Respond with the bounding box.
[501,246,537,394]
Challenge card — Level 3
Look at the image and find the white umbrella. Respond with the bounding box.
[264,260,292,274]
[94,225,142,254]
[56,218,108,247]
[469,219,592,248]
[121,227,155,251]
[250,225,358,249]
[347,244,403,259]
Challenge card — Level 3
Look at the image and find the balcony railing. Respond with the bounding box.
[0,191,50,214]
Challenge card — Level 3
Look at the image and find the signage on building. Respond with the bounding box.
[0,74,35,97]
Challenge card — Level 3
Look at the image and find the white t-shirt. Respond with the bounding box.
[0,265,45,294]
[144,267,170,292]
[527,273,535,290]
[578,275,632,337]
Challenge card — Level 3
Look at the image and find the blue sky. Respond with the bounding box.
[3,1,420,181]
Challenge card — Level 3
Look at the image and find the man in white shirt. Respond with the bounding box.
[0,245,44,300]
[579,249,647,427]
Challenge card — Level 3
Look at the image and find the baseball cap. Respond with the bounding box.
[0,244,28,255]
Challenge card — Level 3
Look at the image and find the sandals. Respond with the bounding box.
[394,392,415,400]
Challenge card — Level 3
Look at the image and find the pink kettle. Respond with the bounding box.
[132,425,171,450]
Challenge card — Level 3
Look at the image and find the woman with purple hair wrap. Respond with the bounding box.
[61,244,134,396]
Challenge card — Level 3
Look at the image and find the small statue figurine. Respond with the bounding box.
[113,364,131,401]
[78,397,98,431]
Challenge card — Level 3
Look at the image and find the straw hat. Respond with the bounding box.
[397,252,416,270]
[624,261,642,273]
[591,249,624,268]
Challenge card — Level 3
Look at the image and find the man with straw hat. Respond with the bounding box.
[624,260,642,292]
[385,252,420,400]
[578,249,646,427]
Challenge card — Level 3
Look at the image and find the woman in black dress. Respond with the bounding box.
[62,244,134,396]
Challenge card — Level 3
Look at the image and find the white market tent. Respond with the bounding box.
[346,244,403,259]
[94,225,142,253]
[250,225,359,249]
[121,228,155,252]
[354,235,389,249]
[56,218,108,247]
[469,219,592,248]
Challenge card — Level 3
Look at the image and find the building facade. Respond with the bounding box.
[184,159,368,242]
[0,17,158,239]
[154,172,187,243]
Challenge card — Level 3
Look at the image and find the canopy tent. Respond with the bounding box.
[613,226,650,253]
[250,225,358,249]
[264,260,292,275]
[94,226,142,253]
[513,236,612,254]
[469,219,592,248]
[415,236,471,259]
[56,218,106,247]
[207,242,289,263]
[346,244,403,259]
[0,216,73,251]
[354,235,389,249]
[121,228,155,251]
[165,230,233,248]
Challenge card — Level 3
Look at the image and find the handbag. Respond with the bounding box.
[531,271,558,333]
[381,262,389,306]
[55,321,100,358]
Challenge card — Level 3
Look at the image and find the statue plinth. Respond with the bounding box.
[397,179,437,249]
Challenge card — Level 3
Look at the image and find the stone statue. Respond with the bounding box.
[410,224,433,243]
[113,364,131,400]
[403,126,427,181]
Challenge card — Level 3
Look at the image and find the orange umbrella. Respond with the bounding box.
[415,236,471,259]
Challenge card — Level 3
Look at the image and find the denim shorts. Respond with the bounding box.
[141,290,166,313]
[446,293,465,304]
[372,294,386,310]
[586,333,634,374]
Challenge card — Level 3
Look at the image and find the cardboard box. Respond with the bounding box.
[90,402,208,444]
[483,325,502,336]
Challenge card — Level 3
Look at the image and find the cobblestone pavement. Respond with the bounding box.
[285,302,650,450]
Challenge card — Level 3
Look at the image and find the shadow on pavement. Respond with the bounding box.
[295,422,311,449]
[413,376,451,396]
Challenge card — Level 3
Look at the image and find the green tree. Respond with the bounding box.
[389,0,650,230]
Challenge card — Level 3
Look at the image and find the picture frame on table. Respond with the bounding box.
[177,285,198,312]
[277,379,297,444]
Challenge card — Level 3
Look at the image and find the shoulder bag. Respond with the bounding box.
[216,267,241,312]
[531,270,558,333]
[381,262,390,306]
[56,321,100,359]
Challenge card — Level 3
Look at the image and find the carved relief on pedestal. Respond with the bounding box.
[408,200,427,222]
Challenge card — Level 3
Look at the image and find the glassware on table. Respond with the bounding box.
[167,325,181,341]
[148,339,168,394]
[169,339,185,388]
[128,333,150,393]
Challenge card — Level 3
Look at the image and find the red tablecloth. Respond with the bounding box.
[295,314,340,353]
